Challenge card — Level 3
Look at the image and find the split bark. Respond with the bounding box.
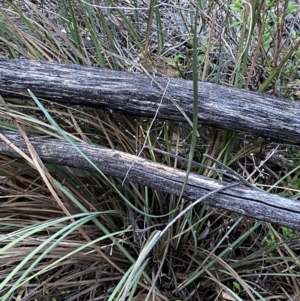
[0,130,300,231]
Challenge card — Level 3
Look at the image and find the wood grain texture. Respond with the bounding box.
[0,130,299,231]
[0,59,300,145]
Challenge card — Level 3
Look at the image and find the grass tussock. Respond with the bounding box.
[0,0,300,300]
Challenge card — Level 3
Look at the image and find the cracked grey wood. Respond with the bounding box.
[0,130,299,231]
[1,59,300,145]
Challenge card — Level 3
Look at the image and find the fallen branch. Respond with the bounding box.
[0,130,299,231]
[0,59,300,145]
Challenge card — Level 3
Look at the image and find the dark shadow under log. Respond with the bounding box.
[0,130,300,231]
[1,59,300,145]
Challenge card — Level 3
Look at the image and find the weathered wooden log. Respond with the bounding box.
[0,59,300,145]
[0,130,299,231]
